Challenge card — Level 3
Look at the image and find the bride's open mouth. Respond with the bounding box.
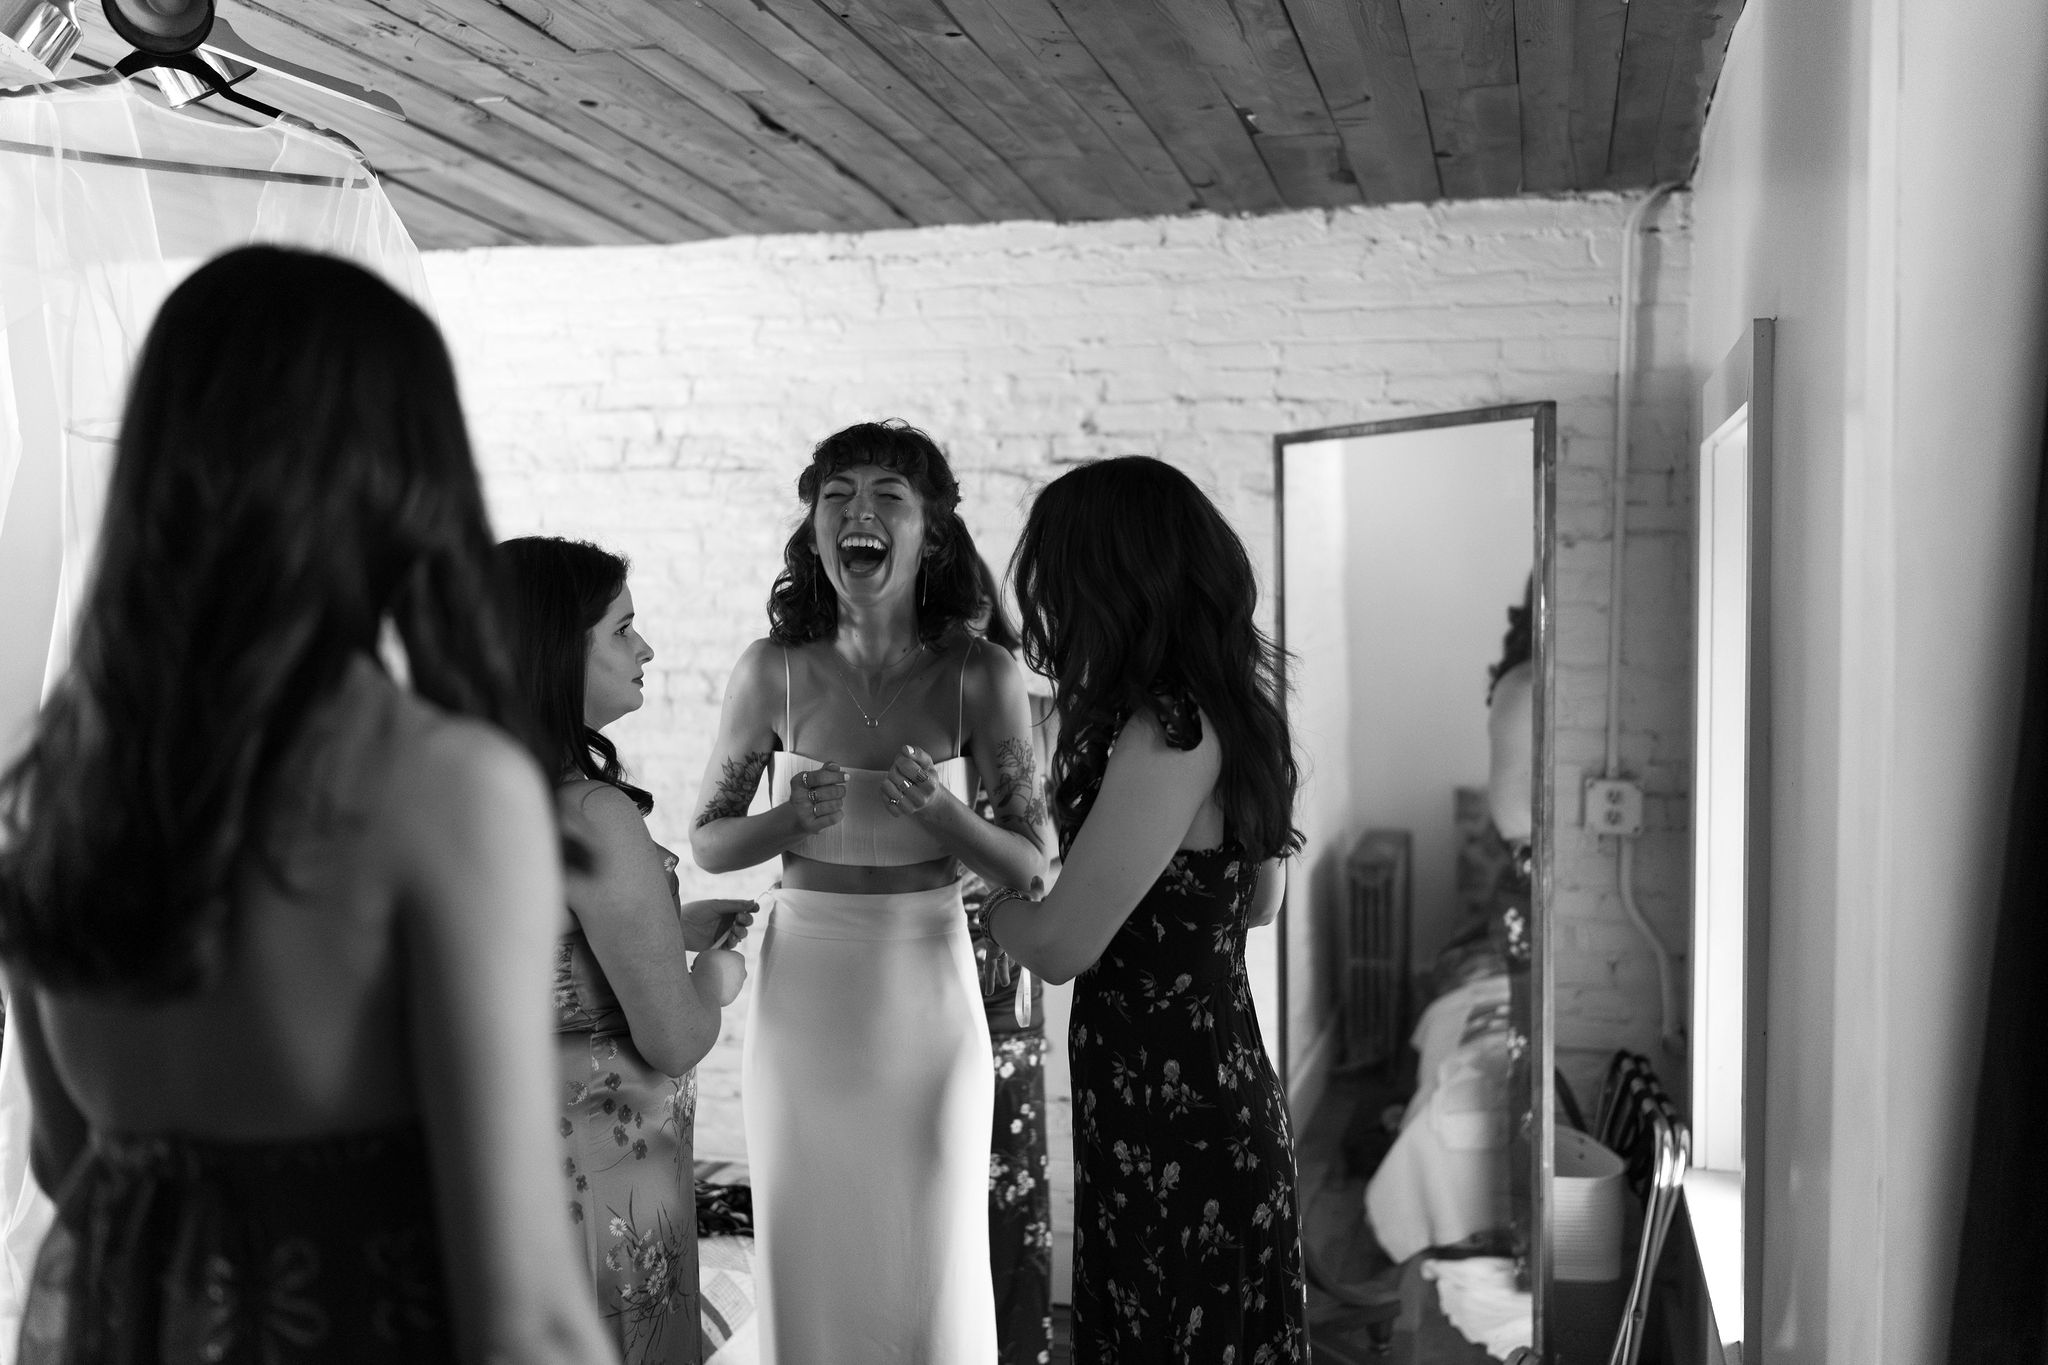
[838,530,889,577]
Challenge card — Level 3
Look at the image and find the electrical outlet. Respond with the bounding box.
[1584,778,1644,836]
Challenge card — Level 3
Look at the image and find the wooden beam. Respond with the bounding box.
[951,0,1193,214]
[828,0,1113,218]
[341,1,768,235]
[1050,0,1285,214]
[621,46,913,231]
[1650,0,1743,183]
[1515,0,1578,191]
[1605,0,1690,185]
[636,0,1051,222]
[589,0,1018,225]
[1400,0,1517,90]
[833,0,1171,219]
[1151,0,1334,138]
[1254,131,1366,208]
[379,173,535,247]
[486,0,646,53]
[386,7,874,232]
[219,2,672,241]
[1282,0,1439,203]
[837,0,1076,157]
[1568,0,1628,186]
[1423,81,1522,197]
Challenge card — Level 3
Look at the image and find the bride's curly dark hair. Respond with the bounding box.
[766,421,980,646]
[0,247,532,999]
[1010,456,1303,862]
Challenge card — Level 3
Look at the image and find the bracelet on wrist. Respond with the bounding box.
[982,885,1030,920]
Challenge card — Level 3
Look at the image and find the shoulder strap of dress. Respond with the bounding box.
[782,645,792,749]
[956,637,975,757]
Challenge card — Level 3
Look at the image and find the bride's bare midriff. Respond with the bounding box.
[780,852,962,895]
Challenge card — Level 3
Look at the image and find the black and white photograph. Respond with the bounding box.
[1,1,2043,1363]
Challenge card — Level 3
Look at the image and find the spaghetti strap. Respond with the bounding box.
[956,638,974,759]
[783,645,793,750]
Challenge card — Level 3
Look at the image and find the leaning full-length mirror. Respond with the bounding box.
[1276,403,1555,1361]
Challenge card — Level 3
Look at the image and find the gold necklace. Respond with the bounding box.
[832,643,925,729]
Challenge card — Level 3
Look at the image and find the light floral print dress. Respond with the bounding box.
[556,921,702,1364]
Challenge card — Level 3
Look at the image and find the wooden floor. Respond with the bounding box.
[1301,1066,1411,1363]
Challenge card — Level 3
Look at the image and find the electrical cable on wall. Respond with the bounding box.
[1608,182,1686,1058]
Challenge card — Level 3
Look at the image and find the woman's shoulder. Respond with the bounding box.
[954,633,1026,700]
[560,778,645,823]
[729,636,795,688]
[558,780,652,858]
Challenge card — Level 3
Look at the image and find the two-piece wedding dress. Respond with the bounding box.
[741,649,998,1364]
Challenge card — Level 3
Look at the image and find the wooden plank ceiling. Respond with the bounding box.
[66,0,1745,250]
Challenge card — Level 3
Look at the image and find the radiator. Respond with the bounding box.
[1339,829,1411,1071]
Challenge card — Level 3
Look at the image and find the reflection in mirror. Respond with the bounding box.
[1275,405,1553,1362]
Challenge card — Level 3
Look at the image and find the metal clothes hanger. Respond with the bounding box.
[0,0,403,120]
[113,44,281,121]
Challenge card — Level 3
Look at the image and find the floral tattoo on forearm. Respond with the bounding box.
[695,750,770,828]
[992,737,1049,831]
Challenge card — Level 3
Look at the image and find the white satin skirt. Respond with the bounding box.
[742,884,997,1364]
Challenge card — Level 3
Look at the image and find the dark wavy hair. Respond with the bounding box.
[766,421,979,646]
[1010,456,1302,862]
[496,536,652,814]
[0,246,530,998]
[1487,574,1534,703]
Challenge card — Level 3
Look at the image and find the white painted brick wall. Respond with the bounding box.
[421,189,1694,1162]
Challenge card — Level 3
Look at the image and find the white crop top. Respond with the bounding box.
[769,644,977,867]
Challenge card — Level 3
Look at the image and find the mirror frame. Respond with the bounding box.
[1272,400,1558,1354]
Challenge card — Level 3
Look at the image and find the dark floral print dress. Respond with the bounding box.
[556,924,702,1365]
[18,1126,450,1364]
[1061,705,1309,1364]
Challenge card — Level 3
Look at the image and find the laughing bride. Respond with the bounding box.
[690,420,1049,1364]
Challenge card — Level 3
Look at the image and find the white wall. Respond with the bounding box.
[419,187,1694,1225]
[1280,440,1353,1122]
[1687,0,2048,1358]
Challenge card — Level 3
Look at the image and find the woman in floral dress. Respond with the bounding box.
[989,457,1309,1363]
[499,537,754,1364]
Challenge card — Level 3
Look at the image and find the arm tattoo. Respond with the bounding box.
[695,750,770,828]
[992,737,1049,830]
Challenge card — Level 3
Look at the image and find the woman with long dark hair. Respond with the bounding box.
[990,455,1309,1362]
[0,247,615,1363]
[691,421,1049,1362]
[498,536,751,1365]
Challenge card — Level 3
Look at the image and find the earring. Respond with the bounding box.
[920,567,927,607]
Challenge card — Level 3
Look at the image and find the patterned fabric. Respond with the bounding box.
[1489,854,1534,1290]
[19,1125,450,1364]
[960,713,1055,1365]
[556,929,703,1365]
[1068,845,1310,1363]
[1059,700,1308,1364]
[988,1031,1054,1365]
